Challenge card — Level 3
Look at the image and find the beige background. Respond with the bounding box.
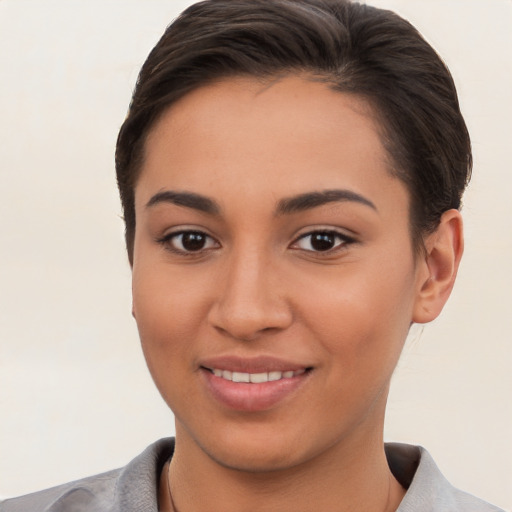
[0,0,510,509]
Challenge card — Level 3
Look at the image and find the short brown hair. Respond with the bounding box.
[116,0,471,263]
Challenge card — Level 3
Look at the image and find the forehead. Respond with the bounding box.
[148,75,383,151]
[138,75,408,215]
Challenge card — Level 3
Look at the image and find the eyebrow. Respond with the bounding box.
[145,190,220,215]
[276,189,377,215]
[145,188,376,217]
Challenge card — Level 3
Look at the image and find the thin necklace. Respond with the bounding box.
[164,461,395,512]
[166,461,177,512]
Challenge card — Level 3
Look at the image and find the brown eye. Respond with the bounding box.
[310,233,337,251]
[163,231,219,253]
[293,231,353,253]
[180,232,208,251]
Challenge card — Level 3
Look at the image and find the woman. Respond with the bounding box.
[1,0,506,511]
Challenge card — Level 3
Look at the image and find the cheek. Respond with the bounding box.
[131,266,214,416]
[132,263,208,373]
[295,259,416,371]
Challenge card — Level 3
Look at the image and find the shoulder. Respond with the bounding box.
[0,438,174,512]
[386,443,506,512]
[0,470,120,512]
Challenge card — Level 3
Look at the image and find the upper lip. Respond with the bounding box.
[199,355,311,373]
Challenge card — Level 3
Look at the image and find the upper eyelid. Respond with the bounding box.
[156,229,220,250]
[158,226,217,240]
[292,227,357,242]
[289,229,357,254]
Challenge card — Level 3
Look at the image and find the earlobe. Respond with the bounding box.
[413,209,464,324]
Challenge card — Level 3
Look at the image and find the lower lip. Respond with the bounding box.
[201,369,311,412]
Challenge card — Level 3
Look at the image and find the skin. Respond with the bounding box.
[131,75,463,512]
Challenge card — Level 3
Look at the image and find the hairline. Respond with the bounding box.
[125,70,427,263]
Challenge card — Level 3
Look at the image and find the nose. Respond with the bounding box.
[208,250,293,341]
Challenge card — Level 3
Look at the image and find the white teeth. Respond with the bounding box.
[232,372,250,383]
[250,372,269,383]
[210,368,306,383]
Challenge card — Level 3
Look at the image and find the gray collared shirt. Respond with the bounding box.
[0,438,505,511]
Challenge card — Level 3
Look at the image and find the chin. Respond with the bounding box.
[185,418,343,476]
[203,442,306,474]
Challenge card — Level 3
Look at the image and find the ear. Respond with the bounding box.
[413,209,464,324]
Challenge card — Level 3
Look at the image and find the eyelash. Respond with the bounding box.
[291,230,356,254]
[157,230,219,256]
[157,229,356,256]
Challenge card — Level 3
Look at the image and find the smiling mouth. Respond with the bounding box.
[204,367,310,383]
[200,363,313,411]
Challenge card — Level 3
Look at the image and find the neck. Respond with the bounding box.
[168,423,405,512]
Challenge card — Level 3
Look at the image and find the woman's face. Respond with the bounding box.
[132,76,429,472]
